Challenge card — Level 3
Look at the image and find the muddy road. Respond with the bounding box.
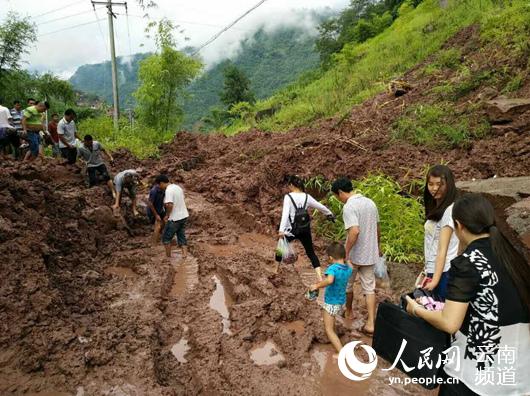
[0,161,432,395]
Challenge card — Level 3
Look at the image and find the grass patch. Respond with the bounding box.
[78,116,174,159]
[392,103,489,148]
[503,72,525,93]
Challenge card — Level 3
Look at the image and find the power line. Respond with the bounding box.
[93,7,109,52]
[119,13,247,31]
[31,0,87,19]
[37,6,106,26]
[191,0,268,56]
[40,19,100,37]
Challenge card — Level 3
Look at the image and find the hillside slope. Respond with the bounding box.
[229,0,530,134]
[68,26,320,126]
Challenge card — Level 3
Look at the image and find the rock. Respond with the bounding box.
[477,87,498,102]
[457,176,530,262]
[485,97,530,123]
[389,79,413,97]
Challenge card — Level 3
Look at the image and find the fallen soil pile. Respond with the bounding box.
[1,25,529,396]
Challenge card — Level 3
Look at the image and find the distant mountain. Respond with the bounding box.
[69,52,150,109]
[69,26,321,127]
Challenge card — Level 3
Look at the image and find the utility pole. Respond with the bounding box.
[92,0,128,131]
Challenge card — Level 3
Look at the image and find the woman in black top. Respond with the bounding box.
[406,193,530,395]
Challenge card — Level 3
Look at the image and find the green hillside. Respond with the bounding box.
[226,0,530,134]
[69,26,320,127]
[182,27,319,129]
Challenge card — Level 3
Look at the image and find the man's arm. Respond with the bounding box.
[102,147,114,163]
[164,203,173,221]
[345,226,360,260]
[377,223,382,257]
[57,124,72,148]
[146,197,160,221]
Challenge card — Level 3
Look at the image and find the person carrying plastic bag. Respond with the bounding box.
[278,175,335,281]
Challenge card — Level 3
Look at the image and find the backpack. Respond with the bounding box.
[287,193,310,235]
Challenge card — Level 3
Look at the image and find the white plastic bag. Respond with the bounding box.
[275,237,297,264]
[374,255,388,279]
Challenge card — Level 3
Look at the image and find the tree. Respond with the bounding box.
[0,12,37,90]
[134,19,202,133]
[220,64,255,109]
[37,73,75,104]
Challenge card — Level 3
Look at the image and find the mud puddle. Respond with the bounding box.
[209,275,234,335]
[250,340,285,366]
[171,338,190,363]
[169,256,199,297]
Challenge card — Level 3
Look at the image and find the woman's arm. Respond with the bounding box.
[405,296,468,334]
[307,195,333,216]
[424,225,453,291]
[278,195,291,234]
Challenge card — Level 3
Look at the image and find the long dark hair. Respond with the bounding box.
[424,165,457,221]
[453,193,530,310]
[286,175,305,191]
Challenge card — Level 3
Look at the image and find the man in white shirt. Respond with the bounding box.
[332,177,381,334]
[0,100,14,155]
[159,176,189,258]
[57,108,80,165]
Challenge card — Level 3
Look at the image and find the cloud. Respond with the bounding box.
[1,0,348,78]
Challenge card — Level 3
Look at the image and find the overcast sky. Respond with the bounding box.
[2,0,349,79]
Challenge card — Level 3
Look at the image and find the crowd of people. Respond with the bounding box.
[0,97,191,260]
[278,168,528,396]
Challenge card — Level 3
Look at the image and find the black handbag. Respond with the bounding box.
[372,298,451,389]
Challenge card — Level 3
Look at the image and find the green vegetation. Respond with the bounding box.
[77,19,199,158]
[226,0,529,134]
[0,12,76,113]
[78,116,172,158]
[392,103,489,149]
[220,64,255,108]
[315,0,422,67]
[0,12,36,90]
[134,19,202,132]
[305,175,424,263]
[69,26,320,129]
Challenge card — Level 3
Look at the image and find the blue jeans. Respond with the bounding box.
[427,271,450,301]
[27,132,40,157]
[162,218,187,246]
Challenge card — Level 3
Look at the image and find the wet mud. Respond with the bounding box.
[2,26,529,395]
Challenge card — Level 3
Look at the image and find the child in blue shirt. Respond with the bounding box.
[310,242,353,356]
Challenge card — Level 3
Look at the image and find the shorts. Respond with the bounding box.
[120,184,137,199]
[60,147,77,164]
[147,209,166,224]
[347,264,376,295]
[27,132,40,157]
[87,164,110,187]
[322,303,344,317]
[162,218,187,246]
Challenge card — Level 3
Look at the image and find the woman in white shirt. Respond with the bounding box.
[422,165,459,300]
[278,175,334,280]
